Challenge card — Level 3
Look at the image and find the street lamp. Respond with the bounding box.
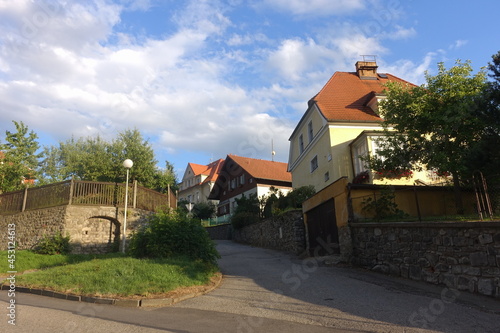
[122,159,133,253]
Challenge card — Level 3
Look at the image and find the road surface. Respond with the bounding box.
[1,240,499,332]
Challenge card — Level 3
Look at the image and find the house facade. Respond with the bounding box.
[208,154,292,217]
[288,60,440,192]
[178,159,224,204]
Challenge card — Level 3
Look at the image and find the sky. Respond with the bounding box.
[0,0,499,179]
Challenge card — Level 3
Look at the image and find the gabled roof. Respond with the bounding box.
[201,159,224,184]
[312,71,414,122]
[188,162,209,176]
[185,159,224,184]
[227,154,292,182]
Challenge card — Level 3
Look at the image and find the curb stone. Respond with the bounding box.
[0,273,223,308]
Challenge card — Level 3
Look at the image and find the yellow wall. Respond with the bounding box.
[302,177,350,228]
[289,113,382,192]
[349,186,477,221]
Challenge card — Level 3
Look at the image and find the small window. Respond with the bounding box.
[240,174,245,185]
[310,156,318,172]
[299,134,304,153]
[308,121,313,142]
[324,172,330,182]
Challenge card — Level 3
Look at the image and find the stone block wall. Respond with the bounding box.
[0,205,153,254]
[205,224,232,240]
[0,206,67,251]
[350,222,500,298]
[232,210,306,255]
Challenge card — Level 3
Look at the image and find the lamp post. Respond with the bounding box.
[122,159,133,253]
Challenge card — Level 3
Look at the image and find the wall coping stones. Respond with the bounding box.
[351,221,500,228]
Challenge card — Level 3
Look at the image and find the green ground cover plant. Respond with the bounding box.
[0,250,124,274]
[8,255,217,297]
[1,210,220,298]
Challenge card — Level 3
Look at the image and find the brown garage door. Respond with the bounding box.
[306,198,340,256]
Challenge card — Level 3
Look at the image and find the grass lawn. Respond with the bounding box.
[0,251,219,298]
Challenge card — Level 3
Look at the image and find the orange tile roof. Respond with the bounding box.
[188,162,209,176]
[202,159,224,184]
[188,159,224,183]
[312,71,415,122]
[228,154,292,182]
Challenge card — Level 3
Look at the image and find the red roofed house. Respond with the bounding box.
[178,159,224,204]
[288,59,439,192]
[208,154,292,217]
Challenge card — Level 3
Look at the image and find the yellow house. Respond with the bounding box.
[288,60,443,192]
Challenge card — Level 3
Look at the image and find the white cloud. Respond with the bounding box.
[259,0,365,16]
[382,25,416,40]
[381,52,436,85]
[0,0,458,170]
[449,39,468,50]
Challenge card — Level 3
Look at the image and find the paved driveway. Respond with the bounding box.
[1,240,499,332]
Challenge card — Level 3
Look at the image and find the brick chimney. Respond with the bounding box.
[355,56,378,79]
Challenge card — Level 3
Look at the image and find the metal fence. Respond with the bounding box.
[201,214,231,227]
[0,179,176,215]
[349,182,499,223]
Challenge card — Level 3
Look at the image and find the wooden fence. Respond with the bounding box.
[0,179,176,215]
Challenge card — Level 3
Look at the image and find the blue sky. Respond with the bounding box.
[0,0,498,179]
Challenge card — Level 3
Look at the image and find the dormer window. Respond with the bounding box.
[366,92,386,115]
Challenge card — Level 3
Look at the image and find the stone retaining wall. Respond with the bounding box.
[205,224,232,240]
[232,210,306,255]
[0,205,67,251]
[350,222,500,298]
[0,205,152,254]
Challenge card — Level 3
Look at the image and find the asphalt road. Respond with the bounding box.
[1,240,499,332]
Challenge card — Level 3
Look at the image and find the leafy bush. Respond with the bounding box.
[33,232,71,255]
[229,194,261,228]
[261,185,316,218]
[128,210,220,265]
[192,202,217,219]
[231,211,260,229]
[361,187,408,220]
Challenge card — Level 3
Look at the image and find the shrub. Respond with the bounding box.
[361,187,408,220]
[33,232,71,255]
[230,211,260,229]
[128,210,220,265]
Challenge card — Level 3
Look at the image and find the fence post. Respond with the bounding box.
[413,186,422,222]
[133,180,137,209]
[68,177,75,205]
[21,186,28,212]
[167,184,171,209]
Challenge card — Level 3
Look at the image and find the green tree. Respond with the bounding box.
[369,60,489,213]
[192,201,217,220]
[39,129,177,191]
[0,121,42,192]
[152,161,178,193]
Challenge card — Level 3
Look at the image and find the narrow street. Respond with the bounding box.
[1,241,499,332]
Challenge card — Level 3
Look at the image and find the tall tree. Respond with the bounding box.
[464,51,500,186]
[38,129,177,191]
[0,121,42,192]
[369,60,489,213]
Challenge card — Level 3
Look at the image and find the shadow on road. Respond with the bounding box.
[211,240,500,333]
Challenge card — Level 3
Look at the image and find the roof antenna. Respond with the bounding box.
[271,139,276,162]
